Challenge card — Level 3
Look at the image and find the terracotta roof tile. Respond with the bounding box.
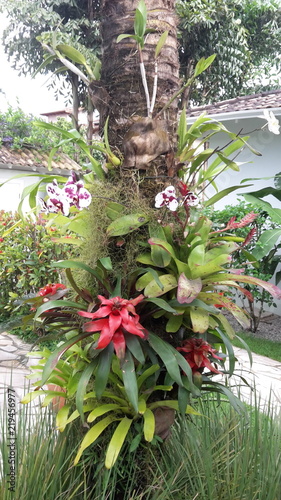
[187,89,281,117]
[0,146,81,173]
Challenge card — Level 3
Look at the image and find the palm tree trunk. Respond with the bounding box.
[92,0,179,176]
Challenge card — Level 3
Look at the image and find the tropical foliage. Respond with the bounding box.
[209,199,281,331]
[4,0,281,476]
[21,108,281,467]
[0,210,78,320]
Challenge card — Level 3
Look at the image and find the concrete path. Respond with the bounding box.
[0,332,280,413]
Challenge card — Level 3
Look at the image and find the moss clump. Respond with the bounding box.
[75,178,160,296]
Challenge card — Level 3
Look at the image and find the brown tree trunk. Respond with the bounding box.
[91,0,180,179]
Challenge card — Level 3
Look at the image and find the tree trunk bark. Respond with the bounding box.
[92,0,180,176]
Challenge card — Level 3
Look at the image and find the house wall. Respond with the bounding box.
[205,115,281,210]
[0,169,41,213]
[205,115,281,316]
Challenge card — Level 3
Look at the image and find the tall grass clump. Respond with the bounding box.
[142,396,281,500]
[1,394,280,499]
[0,403,96,500]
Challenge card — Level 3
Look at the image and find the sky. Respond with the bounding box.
[0,14,66,117]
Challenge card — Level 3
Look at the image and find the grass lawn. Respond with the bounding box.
[233,331,281,362]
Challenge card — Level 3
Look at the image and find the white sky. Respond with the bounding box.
[0,14,66,117]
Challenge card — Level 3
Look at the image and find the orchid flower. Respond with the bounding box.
[39,179,70,216]
[78,294,148,359]
[62,172,92,209]
[155,186,179,211]
[258,110,280,135]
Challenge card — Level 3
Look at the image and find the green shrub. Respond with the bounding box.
[0,210,77,320]
[207,200,281,331]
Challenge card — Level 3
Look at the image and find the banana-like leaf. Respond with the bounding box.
[143,408,155,442]
[105,417,133,469]
[74,415,117,465]
[252,229,281,260]
[242,194,281,224]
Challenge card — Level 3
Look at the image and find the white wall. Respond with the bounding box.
[206,116,281,210]
[205,115,281,315]
[0,169,41,213]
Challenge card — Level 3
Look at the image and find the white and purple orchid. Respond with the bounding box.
[155,185,179,211]
[39,172,92,216]
[155,183,199,212]
[62,172,92,209]
[183,192,199,207]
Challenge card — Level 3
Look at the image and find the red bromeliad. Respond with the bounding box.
[177,338,223,374]
[38,283,67,297]
[78,295,148,358]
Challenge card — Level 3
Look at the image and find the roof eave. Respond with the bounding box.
[187,107,281,123]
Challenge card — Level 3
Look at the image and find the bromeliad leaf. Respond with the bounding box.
[148,333,183,387]
[41,333,95,386]
[144,274,177,297]
[105,417,133,469]
[76,360,97,422]
[95,343,114,399]
[190,306,209,333]
[143,408,155,442]
[74,415,117,465]
[177,274,202,304]
[121,350,139,413]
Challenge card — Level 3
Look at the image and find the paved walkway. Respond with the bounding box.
[0,332,280,413]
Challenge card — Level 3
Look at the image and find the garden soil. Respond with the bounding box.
[225,311,281,342]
